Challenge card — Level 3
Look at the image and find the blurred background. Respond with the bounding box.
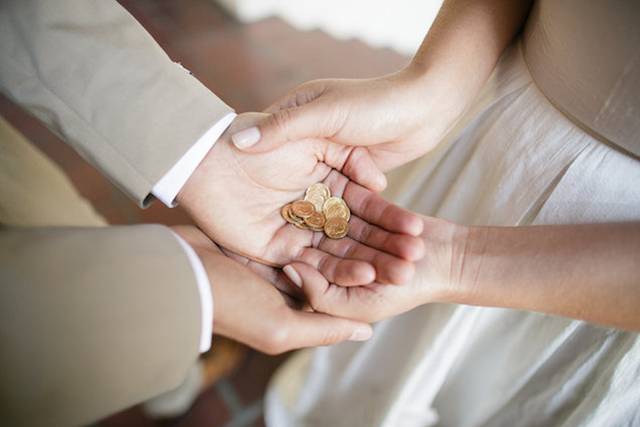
[0,0,441,426]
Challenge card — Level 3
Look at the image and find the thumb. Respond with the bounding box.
[287,310,373,348]
[231,102,334,153]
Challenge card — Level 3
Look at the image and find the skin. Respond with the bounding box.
[236,0,639,331]
[178,112,425,287]
[287,219,640,331]
[240,0,534,172]
[284,217,459,323]
[171,225,373,354]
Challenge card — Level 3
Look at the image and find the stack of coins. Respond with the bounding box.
[281,183,350,239]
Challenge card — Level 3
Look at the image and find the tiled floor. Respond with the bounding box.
[0,1,408,425]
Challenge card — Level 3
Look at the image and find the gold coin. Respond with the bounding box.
[281,204,295,223]
[290,216,307,228]
[304,193,326,212]
[305,183,330,212]
[322,196,350,221]
[293,220,309,230]
[292,200,316,218]
[304,211,326,231]
[281,203,305,226]
[324,217,349,239]
[305,183,331,200]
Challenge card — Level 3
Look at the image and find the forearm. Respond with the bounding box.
[453,223,640,330]
[0,0,232,205]
[408,0,533,112]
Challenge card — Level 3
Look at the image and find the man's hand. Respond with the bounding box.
[229,69,458,172]
[172,226,373,354]
[280,217,464,323]
[177,113,425,287]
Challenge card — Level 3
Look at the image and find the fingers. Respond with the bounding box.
[232,81,334,153]
[347,215,425,262]
[212,256,372,354]
[283,262,381,322]
[322,171,423,237]
[263,80,327,114]
[253,303,373,355]
[311,171,423,284]
[339,146,387,192]
[232,102,333,153]
[317,233,415,285]
[295,247,376,286]
[321,145,386,192]
[281,311,373,351]
[343,181,424,237]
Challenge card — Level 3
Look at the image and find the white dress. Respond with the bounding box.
[265,1,640,426]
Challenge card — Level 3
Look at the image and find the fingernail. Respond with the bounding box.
[231,126,260,149]
[349,327,372,342]
[378,174,388,190]
[283,265,302,288]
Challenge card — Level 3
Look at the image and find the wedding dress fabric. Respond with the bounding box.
[265,1,640,425]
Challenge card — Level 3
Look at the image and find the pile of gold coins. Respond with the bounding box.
[281,183,350,239]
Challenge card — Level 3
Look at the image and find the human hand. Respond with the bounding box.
[230,67,461,171]
[172,225,373,354]
[178,112,425,287]
[280,217,466,323]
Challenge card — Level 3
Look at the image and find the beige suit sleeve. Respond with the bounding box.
[0,0,234,206]
[0,225,203,427]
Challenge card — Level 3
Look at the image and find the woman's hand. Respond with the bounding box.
[231,69,458,172]
[230,0,534,172]
[285,217,640,331]
[282,216,464,323]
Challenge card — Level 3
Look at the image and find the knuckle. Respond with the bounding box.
[308,287,330,314]
[269,109,293,135]
[308,294,323,312]
[261,326,290,355]
[317,254,335,278]
[321,327,347,345]
[355,222,373,244]
[342,243,357,259]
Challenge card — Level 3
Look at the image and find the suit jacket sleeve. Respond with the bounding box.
[0,0,234,206]
[0,225,203,427]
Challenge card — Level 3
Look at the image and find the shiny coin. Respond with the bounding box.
[304,193,326,212]
[292,220,309,230]
[281,204,294,223]
[324,217,349,239]
[292,200,316,218]
[305,183,331,200]
[305,183,330,212]
[304,211,326,231]
[322,197,350,221]
[281,204,305,226]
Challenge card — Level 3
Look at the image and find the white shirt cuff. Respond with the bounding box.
[169,231,214,353]
[152,112,237,207]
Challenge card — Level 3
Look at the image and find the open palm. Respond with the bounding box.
[178,113,425,287]
[282,217,459,323]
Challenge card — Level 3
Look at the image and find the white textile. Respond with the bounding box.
[265,43,640,427]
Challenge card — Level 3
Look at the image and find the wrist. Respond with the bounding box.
[448,225,491,306]
[416,218,471,305]
[175,137,227,208]
[400,60,478,125]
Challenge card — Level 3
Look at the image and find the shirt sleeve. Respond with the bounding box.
[169,231,214,353]
[152,112,237,207]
